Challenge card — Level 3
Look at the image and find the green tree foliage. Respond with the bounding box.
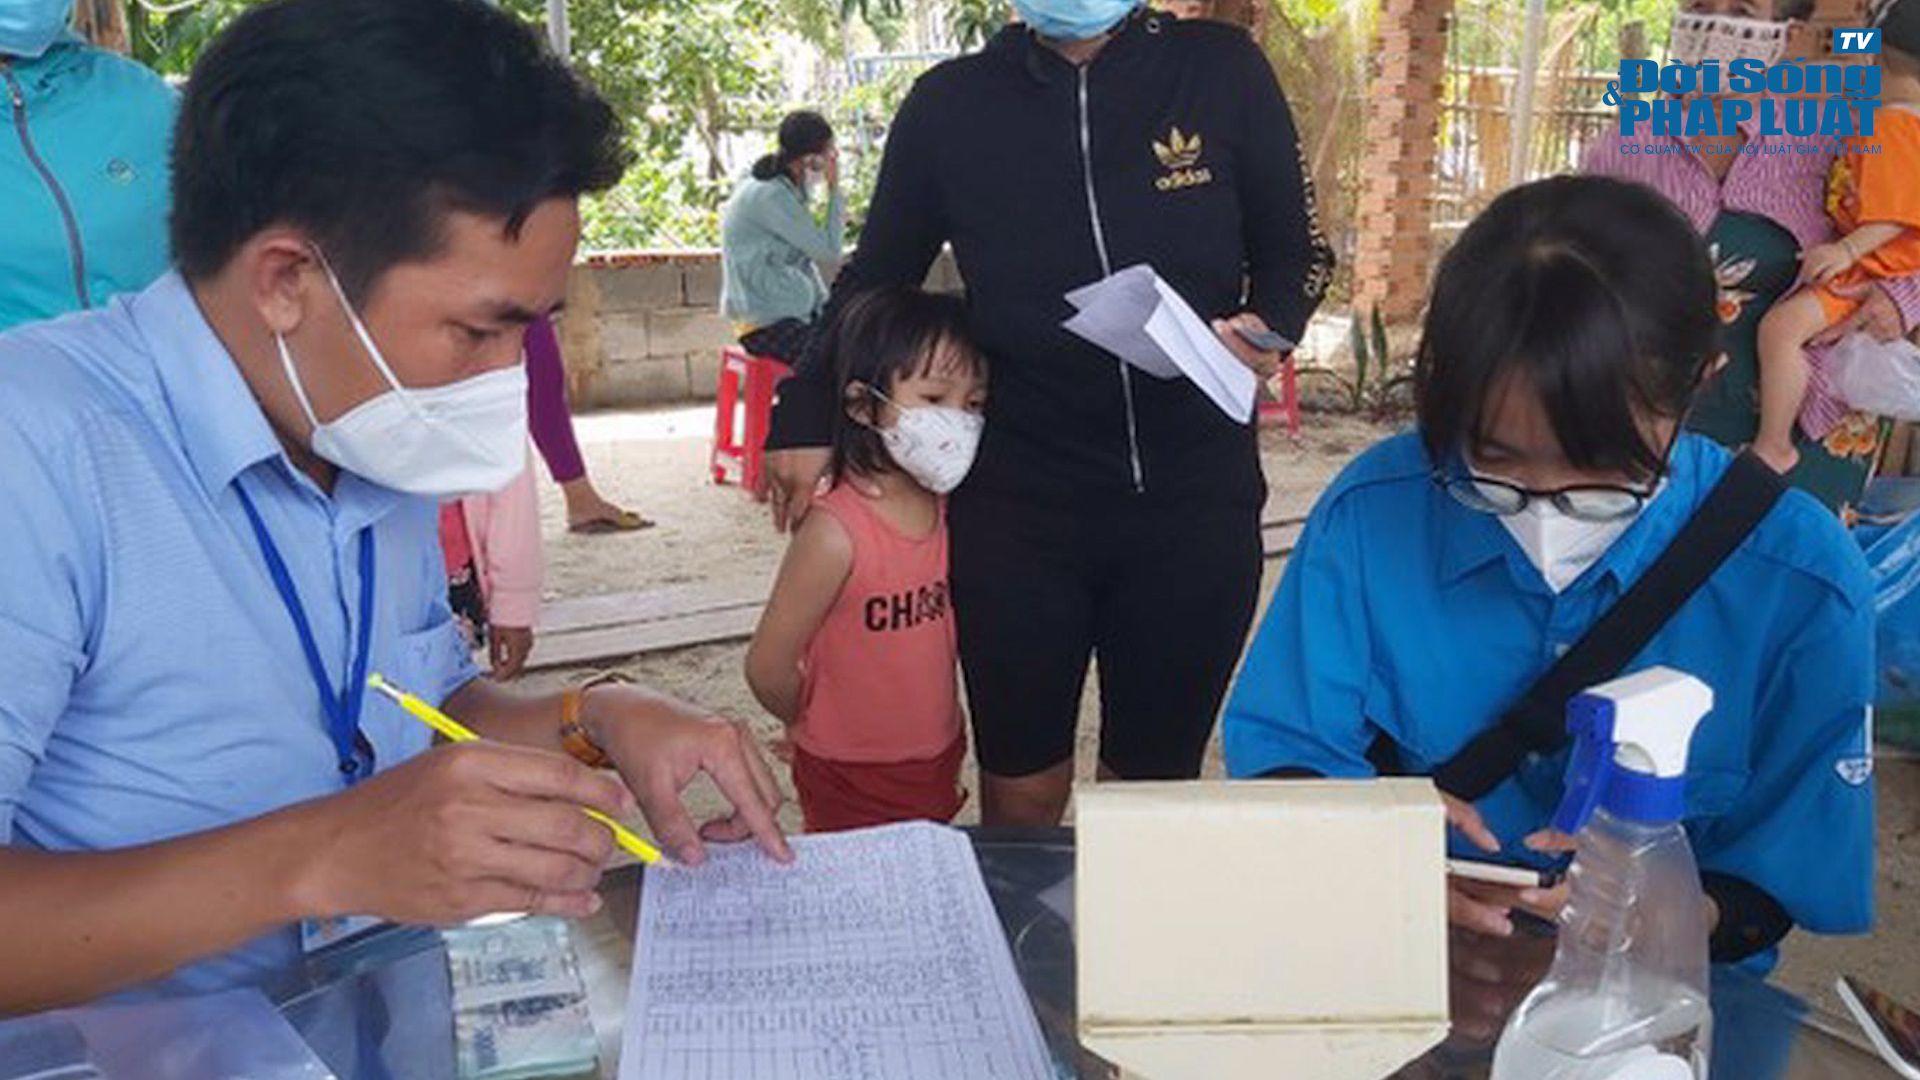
[1448,0,1674,69]
[130,0,1675,256]
[946,0,1007,48]
[126,0,253,75]
[123,0,855,250]
[499,0,790,248]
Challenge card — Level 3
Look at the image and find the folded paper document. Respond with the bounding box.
[1064,264,1259,423]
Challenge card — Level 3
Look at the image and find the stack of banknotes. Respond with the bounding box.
[444,917,598,1080]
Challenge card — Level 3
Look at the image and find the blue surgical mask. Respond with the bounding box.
[1013,0,1141,42]
[0,0,74,59]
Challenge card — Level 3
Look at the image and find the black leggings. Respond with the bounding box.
[950,490,1263,779]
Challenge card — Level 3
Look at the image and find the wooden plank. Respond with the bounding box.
[1263,518,1304,560]
[528,605,764,670]
[538,582,765,635]
[525,512,1311,670]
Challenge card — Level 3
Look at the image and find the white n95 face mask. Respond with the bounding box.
[277,259,530,497]
[1499,498,1651,594]
[874,392,984,495]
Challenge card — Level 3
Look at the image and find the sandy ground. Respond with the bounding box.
[520,405,1919,1016]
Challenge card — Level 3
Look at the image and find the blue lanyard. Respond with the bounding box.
[235,485,377,784]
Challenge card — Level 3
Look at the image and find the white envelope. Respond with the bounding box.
[1063,264,1259,423]
[1064,266,1179,379]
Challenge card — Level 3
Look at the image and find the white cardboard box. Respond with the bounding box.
[1075,779,1450,1080]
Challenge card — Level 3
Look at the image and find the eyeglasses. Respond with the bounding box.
[1434,470,1660,523]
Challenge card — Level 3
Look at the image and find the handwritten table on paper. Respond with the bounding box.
[617,821,1054,1080]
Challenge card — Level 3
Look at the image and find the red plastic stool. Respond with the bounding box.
[711,347,793,493]
[1256,354,1302,438]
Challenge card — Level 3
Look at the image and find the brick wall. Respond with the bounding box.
[1796,0,1878,58]
[558,249,964,409]
[1350,0,1452,325]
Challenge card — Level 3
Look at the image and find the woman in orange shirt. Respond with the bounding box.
[1755,5,1920,474]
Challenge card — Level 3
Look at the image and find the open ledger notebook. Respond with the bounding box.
[618,821,1051,1080]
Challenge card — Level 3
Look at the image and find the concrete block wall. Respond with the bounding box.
[560,248,963,409]
[556,252,726,410]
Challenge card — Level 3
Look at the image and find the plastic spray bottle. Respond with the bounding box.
[1490,667,1716,1080]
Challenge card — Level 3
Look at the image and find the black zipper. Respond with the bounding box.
[5,60,92,312]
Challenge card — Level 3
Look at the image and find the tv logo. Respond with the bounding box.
[1835,27,1882,54]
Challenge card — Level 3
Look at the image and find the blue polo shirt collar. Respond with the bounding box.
[136,273,283,497]
[135,272,406,534]
[1582,435,1715,591]
[1436,488,1517,587]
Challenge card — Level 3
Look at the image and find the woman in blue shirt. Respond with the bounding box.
[719,110,844,364]
[1225,176,1875,966]
[0,2,175,330]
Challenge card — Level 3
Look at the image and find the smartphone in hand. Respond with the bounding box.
[1232,324,1294,354]
[1446,857,1565,890]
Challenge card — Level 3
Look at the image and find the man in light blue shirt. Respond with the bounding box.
[0,272,484,996]
[0,0,789,1014]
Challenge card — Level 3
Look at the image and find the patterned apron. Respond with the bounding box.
[1686,210,1884,515]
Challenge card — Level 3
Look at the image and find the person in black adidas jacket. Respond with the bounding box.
[761,2,1333,826]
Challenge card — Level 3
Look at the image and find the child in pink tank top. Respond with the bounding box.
[746,287,988,831]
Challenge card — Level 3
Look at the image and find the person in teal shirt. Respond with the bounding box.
[719,110,844,364]
[0,0,176,331]
[1224,176,1875,970]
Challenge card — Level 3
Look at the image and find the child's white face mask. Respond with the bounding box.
[873,390,984,495]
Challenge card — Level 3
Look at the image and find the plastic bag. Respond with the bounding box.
[1833,332,1920,421]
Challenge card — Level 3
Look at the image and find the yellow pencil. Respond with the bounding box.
[367,672,664,865]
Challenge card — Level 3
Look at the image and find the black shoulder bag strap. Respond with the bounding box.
[1430,452,1788,802]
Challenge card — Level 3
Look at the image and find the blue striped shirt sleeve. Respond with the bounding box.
[0,408,96,841]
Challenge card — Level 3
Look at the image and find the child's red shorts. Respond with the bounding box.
[789,734,968,833]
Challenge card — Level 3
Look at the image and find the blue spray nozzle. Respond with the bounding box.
[1552,693,1616,835]
[1552,672,1708,829]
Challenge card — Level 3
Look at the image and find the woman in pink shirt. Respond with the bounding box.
[1586,0,1920,512]
[746,288,987,831]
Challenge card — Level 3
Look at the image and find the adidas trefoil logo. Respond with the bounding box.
[1152,127,1213,191]
[1153,127,1204,169]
